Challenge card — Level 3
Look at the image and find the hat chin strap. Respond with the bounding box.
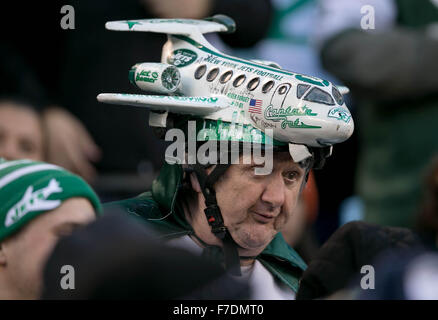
[192,163,242,276]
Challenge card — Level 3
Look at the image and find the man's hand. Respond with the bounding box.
[42,107,101,183]
[142,0,212,19]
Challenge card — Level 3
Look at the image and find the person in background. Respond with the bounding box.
[297,158,438,300]
[0,159,101,299]
[295,220,422,299]
[315,0,438,228]
[0,99,44,161]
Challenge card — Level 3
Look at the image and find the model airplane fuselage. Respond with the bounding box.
[98,16,354,148]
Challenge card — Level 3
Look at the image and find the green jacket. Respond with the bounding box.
[105,162,307,293]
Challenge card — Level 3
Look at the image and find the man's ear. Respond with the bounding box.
[0,243,7,266]
[189,172,202,193]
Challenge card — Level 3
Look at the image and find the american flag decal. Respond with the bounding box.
[248,99,263,114]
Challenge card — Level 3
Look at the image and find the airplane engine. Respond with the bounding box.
[129,63,181,94]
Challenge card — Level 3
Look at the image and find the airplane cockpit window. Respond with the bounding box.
[220,70,233,84]
[207,68,219,82]
[304,87,335,105]
[332,86,344,105]
[247,77,260,91]
[262,81,275,93]
[233,74,246,87]
[297,84,310,99]
[278,84,289,95]
[194,65,207,79]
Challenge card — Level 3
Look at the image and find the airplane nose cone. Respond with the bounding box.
[330,104,354,142]
[339,116,354,141]
[348,119,354,137]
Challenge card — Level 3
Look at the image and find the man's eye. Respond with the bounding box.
[283,171,299,182]
[19,140,35,154]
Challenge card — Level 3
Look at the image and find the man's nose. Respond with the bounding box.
[260,174,285,209]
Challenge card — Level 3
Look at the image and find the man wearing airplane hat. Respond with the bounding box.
[105,106,351,299]
[0,159,101,299]
[98,15,354,299]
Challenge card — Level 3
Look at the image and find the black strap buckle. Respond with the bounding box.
[211,226,227,238]
[204,205,227,238]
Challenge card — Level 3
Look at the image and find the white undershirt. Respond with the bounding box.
[166,235,296,300]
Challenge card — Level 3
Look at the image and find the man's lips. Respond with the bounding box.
[251,211,276,223]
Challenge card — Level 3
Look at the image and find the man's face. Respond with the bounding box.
[0,198,95,299]
[0,104,44,161]
[213,152,306,254]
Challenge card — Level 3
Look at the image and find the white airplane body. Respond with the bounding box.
[98,16,354,148]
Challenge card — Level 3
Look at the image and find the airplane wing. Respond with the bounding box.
[97,93,228,115]
[105,18,229,35]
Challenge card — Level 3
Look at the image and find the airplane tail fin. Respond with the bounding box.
[105,15,235,47]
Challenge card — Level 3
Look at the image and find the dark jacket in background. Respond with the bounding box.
[43,211,250,299]
[296,221,422,300]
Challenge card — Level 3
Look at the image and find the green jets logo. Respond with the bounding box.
[136,70,159,83]
[168,49,198,67]
[5,179,63,227]
[328,107,351,123]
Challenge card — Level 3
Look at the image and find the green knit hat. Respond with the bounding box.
[0,159,102,242]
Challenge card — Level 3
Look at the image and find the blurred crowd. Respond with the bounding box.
[0,0,437,300]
